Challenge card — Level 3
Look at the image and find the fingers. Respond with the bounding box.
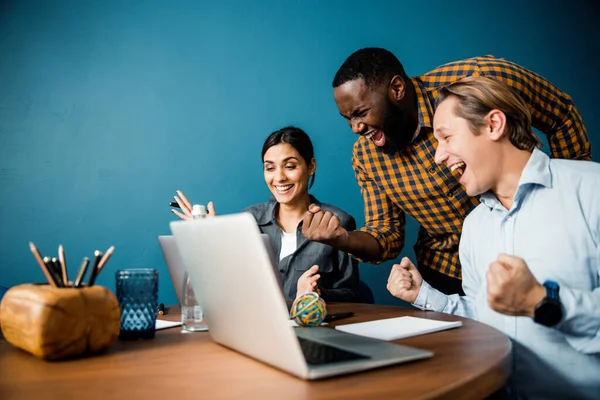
[327,215,340,232]
[309,210,324,227]
[320,211,333,229]
[207,201,216,217]
[176,190,193,210]
[398,257,416,271]
[174,195,192,216]
[388,264,411,282]
[308,204,321,213]
[302,210,315,231]
[300,265,319,278]
[171,209,192,221]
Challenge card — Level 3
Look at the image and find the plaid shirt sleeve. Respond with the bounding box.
[477,56,591,160]
[352,143,405,263]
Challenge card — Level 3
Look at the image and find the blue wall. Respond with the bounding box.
[1,0,598,306]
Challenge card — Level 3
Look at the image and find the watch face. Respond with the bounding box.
[535,300,562,327]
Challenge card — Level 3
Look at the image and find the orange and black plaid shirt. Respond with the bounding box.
[353,55,591,279]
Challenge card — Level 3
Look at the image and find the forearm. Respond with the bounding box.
[327,230,382,262]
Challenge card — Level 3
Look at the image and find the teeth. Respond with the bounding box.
[450,161,466,173]
[276,184,293,191]
[365,130,376,139]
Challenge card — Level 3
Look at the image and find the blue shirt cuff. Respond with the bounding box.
[413,281,449,312]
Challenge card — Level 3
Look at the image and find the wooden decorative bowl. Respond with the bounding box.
[0,284,120,360]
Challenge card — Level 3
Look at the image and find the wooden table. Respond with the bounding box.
[0,303,511,399]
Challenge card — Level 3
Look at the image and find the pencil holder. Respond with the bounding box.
[0,283,120,360]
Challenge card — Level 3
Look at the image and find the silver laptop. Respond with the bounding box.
[159,233,278,305]
[158,235,186,304]
[170,213,432,380]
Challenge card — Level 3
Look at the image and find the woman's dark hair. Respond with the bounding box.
[261,126,316,188]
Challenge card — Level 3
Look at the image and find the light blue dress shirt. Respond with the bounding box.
[413,148,600,399]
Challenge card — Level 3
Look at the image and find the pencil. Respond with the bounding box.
[29,242,57,287]
[73,257,90,288]
[87,250,103,287]
[96,246,114,272]
[58,244,68,286]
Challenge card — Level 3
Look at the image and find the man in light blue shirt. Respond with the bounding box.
[387,76,600,399]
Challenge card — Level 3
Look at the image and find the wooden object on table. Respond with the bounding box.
[0,284,120,360]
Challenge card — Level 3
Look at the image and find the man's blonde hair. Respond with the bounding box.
[437,76,541,151]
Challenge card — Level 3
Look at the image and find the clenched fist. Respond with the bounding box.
[487,254,545,317]
[386,257,423,304]
[301,204,348,243]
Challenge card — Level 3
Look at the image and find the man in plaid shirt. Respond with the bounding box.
[302,48,591,295]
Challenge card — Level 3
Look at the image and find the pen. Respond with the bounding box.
[169,201,181,209]
[58,244,68,286]
[51,257,65,287]
[73,257,90,288]
[323,312,355,322]
[158,303,165,316]
[29,242,57,287]
[87,250,103,287]
[44,256,64,287]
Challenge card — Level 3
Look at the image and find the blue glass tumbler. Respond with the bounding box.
[115,269,158,340]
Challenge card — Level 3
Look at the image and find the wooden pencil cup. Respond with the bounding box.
[0,284,121,360]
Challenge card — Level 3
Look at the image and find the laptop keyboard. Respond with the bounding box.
[297,337,369,366]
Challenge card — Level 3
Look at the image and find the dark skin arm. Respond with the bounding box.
[301,204,381,261]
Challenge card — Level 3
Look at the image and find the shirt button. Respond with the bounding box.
[448,191,454,197]
[429,166,435,173]
[425,303,431,309]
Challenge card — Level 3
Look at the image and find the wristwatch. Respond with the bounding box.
[533,280,563,327]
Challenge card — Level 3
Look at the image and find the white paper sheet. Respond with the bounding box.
[155,319,183,330]
[335,316,462,341]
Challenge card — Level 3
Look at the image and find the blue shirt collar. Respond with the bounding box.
[479,148,551,209]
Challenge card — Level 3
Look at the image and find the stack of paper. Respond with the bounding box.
[335,316,462,341]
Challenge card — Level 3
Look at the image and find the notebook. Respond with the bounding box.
[170,213,433,380]
[335,316,462,341]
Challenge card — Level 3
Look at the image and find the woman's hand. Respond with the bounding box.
[171,190,217,220]
[296,265,320,298]
[171,190,193,220]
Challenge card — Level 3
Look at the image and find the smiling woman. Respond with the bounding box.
[172,127,360,303]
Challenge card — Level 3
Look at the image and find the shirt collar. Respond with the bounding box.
[255,194,321,226]
[410,78,435,141]
[479,148,552,209]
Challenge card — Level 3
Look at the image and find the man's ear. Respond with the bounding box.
[487,109,506,141]
[388,75,406,102]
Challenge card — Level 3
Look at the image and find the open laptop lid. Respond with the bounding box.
[170,213,308,377]
[158,235,185,304]
[159,231,278,306]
